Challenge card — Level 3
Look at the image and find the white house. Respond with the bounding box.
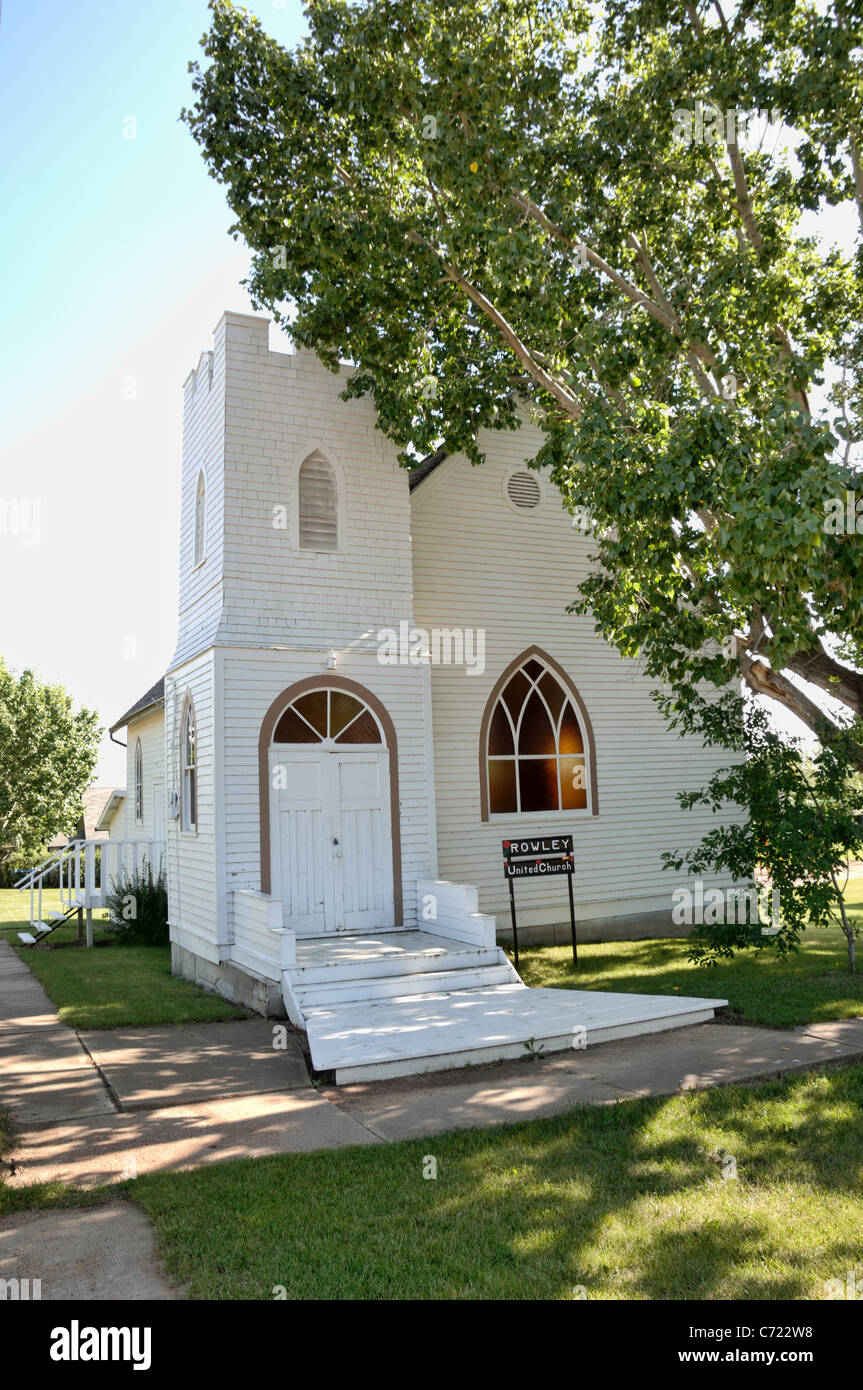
[98,310,734,1080]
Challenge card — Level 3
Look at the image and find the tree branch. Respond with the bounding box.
[848,123,863,236]
[785,642,863,720]
[741,654,842,735]
[440,263,583,417]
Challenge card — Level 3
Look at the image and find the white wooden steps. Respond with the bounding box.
[282,929,727,1084]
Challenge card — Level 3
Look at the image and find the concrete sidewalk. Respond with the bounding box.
[4,940,863,1187]
[80,1019,308,1109]
[0,1202,179,1300]
[4,942,863,1302]
[0,946,115,1127]
[323,1015,863,1140]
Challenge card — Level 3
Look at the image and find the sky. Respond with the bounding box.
[0,1,857,790]
[0,0,308,784]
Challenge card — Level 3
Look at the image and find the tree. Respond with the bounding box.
[0,660,101,871]
[184,0,863,760]
[662,696,863,971]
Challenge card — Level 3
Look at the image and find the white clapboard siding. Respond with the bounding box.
[163,648,221,961]
[173,344,225,669]
[410,431,746,924]
[123,706,165,845]
[167,314,440,955]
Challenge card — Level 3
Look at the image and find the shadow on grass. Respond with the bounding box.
[518,927,863,1029]
[124,1065,863,1301]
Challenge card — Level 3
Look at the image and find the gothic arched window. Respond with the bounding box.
[134,739,144,824]
[181,698,197,831]
[194,470,206,567]
[482,651,596,818]
[298,452,338,551]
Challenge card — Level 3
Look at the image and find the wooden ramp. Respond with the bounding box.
[286,932,727,1083]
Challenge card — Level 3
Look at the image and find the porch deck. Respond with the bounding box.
[285,928,727,1084]
[304,983,727,1083]
[294,929,470,969]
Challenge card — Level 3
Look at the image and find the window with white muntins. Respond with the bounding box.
[181,700,197,832]
[134,739,143,824]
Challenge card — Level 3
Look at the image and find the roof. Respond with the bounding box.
[81,786,123,840]
[109,677,165,734]
[47,787,124,848]
[408,447,448,492]
[94,790,126,833]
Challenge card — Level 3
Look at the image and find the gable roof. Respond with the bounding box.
[94,789,126,832]
[109,677,165,734]
[81,786,124,839]
[47,786,124,848]
[408,447,448,492]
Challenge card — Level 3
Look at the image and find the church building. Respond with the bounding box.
[102,311,733,1080]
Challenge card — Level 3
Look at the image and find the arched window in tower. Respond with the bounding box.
[134,739,143,824]
[194,470,206,567]
[181,699,197,831]
[298,452,338,551]
[482,652,595,817]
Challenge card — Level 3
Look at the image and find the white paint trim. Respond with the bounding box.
[501,467,545,515]
[420,658,438,887]
[194,465,208,568]
[285,438,348,554]
[214,648,229,948]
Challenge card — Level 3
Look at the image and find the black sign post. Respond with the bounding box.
[501,836,578,968]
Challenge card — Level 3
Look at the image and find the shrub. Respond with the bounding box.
[104,862,169,946]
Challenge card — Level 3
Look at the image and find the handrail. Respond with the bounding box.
[18,838,166,923]
[15,844,76,892]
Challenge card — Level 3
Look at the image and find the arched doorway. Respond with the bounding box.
[258,679,400,934]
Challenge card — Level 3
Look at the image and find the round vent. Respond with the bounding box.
[507,471,541,509]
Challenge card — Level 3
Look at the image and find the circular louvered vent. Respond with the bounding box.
[507,471,541,509]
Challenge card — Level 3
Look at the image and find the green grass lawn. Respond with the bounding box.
[121,1064,863,1300]
[12,943,247,1029]
[0,888,245,1028]
[518,881,863,1029]
[0,1102,15,1166]
[0,886,112,946]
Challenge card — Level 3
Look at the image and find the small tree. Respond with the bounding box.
[0,660,100,871]
[663,697,863,972]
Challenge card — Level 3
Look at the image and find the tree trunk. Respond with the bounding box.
[830,871,857,973]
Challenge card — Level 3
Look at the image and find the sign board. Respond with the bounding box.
[501,835,578,966]
[504,857,573,878]
[502,836,573,859]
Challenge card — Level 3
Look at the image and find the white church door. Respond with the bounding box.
[269,688,395,935]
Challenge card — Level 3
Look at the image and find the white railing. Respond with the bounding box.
[231,889,295,981]
[16,849,65,893]
[415,879,498,948]
[19,838,165,928]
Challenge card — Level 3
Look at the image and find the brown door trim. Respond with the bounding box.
[258,675,403,925]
